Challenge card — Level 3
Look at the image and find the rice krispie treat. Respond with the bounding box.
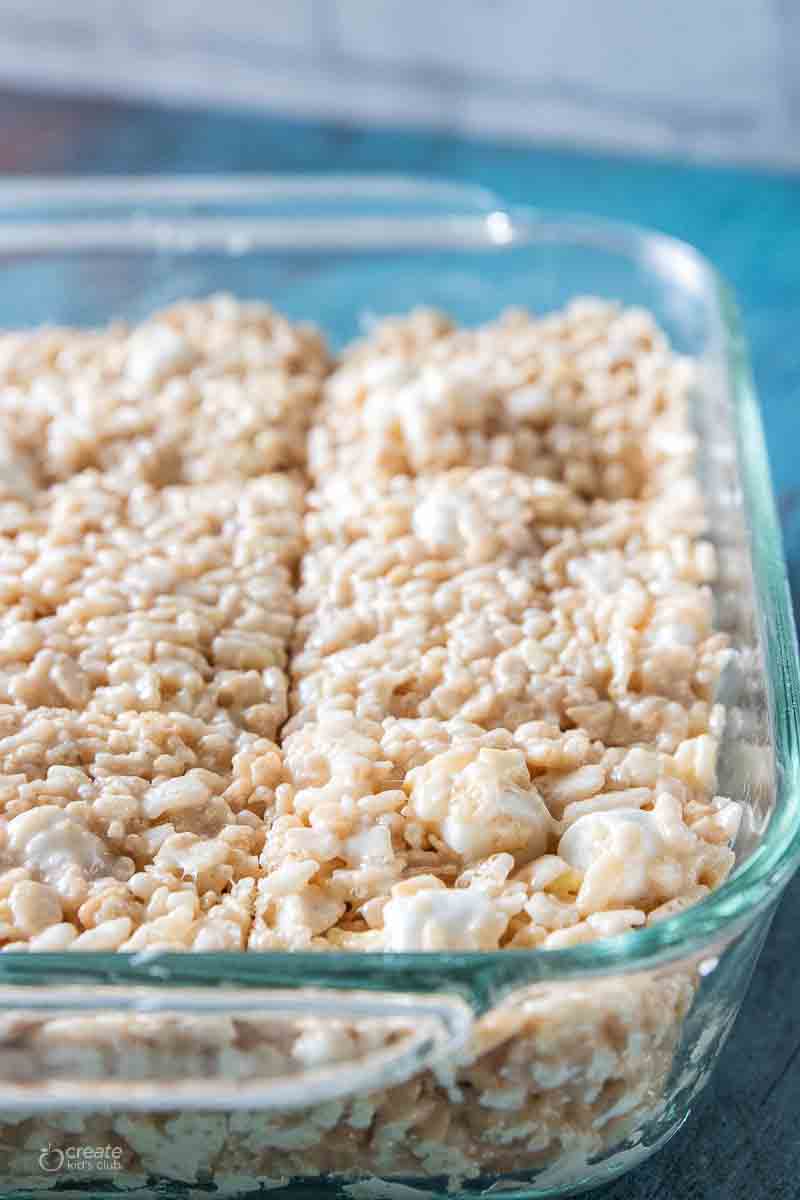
[0,298,326,952]
[282,301,739,955]
[291,466,723,739]
[252,711,737,952]
[310,300,693,501]
[0,471,302,737]
[0,702,288,951]
[0,294,328,488]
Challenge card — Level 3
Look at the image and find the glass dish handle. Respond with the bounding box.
[0,985,475,1112]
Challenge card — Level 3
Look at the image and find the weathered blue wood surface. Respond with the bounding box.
[1,90,798,1200]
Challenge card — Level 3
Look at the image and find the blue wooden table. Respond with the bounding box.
[2,90,799,1200]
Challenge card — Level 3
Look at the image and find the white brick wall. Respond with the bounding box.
[140,0,321,52]
[0,0,796,167]
[336,0,776,105]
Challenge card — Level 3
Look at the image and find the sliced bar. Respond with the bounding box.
[0,294,328,488]
[0,298,328,951]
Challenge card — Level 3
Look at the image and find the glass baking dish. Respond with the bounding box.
[0,176,798,1199]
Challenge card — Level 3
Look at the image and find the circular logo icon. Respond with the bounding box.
[38,1145,64,1173]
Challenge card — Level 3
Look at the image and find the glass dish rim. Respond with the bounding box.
[0,173,797,989]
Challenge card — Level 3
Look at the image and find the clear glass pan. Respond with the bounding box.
[0,176,797,1198]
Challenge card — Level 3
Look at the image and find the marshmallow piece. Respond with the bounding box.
[383,883,509,951]
[412,491,470,554]
[343,825,395,867]
[558,809,664,873]
[143,770,216,819]
[6,806,113,888]
[558,808,665,910]
[8,879,62,935]
[126,323,196,386]
[407,747,553,864]
[363,362,495,467]
[504,384,554,424]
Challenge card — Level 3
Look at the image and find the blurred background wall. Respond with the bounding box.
[0,0,798,167]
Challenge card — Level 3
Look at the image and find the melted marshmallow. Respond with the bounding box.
[383,884,509,951]
[6,806,113,887]
[407,747,553,864]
